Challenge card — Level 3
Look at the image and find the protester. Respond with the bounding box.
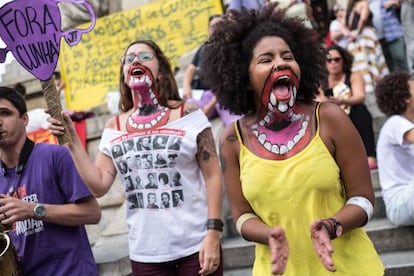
[369,0,409,72]
[318,45,378,170]
[48,39,223,276]
[345,0,389,93]
[329,3,350,49]
[12,82,50,133]
[183,14,240,126]
[226,0,266,12]
[202,6,384,275]
[0,86,101,275]
[375,71,414,226]
[400,0,414,74]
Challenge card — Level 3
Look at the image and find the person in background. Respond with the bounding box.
[202,5,383,275]
[12,82,51,133]
[317,45,378,170]
[369,0,408,72]
[183,14,241,126]
[226,0,266,12]
[53,71,67,111]
[0,87,101,275]
[48,39,223,276]
[375,71,414,226]
[345,0,389,94]
[329,3,351,49]
[400,0,414,74]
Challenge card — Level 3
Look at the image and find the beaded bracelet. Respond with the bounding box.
[207,219,224,232]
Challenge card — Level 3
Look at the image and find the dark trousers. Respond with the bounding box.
[130,251,223,276]
[349,104,376,158]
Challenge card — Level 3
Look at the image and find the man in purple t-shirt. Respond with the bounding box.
[0,87,101,275]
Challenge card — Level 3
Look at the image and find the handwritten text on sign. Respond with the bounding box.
[0,0,95,81]
[59,0,223,111]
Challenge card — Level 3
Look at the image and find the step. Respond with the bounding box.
[222,250,414,276]
[222,236,414,275]
[366,218,414,253]
[373,190,386,219]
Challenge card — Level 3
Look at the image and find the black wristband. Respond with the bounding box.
[207,219,223,232]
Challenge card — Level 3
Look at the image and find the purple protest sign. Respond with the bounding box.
[0,0,96,81]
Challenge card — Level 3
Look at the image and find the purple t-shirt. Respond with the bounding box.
[0,143,98,276]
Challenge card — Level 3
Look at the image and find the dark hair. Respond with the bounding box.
[326,45,353,74]
[118,39,181,112]
[0,86,27,116]
[53,71,61,79]
[13,83,27,98]
[375,72,412,116]
[158,173,169,183]
[201,5,327,115]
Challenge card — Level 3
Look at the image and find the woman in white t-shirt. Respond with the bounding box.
[375,72,414,226]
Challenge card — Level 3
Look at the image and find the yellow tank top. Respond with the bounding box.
[235,104,384,275]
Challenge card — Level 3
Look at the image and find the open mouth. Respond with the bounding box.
[128,65,153,89]
[251,70,308,155]
[125,64,171,133]
[127,65,158,106]
[269,75,297,113]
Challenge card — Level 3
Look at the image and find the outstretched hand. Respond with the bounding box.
[310,219,336,272]
[268,227,289,275]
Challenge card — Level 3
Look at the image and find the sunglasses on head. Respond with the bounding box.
[121,52,154,64]
[327,57,342,63]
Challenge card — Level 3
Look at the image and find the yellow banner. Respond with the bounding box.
[59,0,223,111]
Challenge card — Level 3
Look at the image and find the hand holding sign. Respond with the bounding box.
[0,0,96,145]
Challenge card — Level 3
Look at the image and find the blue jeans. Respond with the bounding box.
[379,37,409,72]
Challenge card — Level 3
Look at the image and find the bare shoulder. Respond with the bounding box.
[318,101,350,123]
[105,115,119,129]
[219,121,240,156]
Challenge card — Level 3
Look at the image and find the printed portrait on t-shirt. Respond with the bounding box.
[172,190,184,207]
[111,144,124,158]
[123,139,135,153]
[161,192,171,209]
[154,153,168,169]
[117,160,128,175]
[145,173,158,189]
[125,175,135,192]
[137,193,144,208]
[142,154,153,169]
[167,153,178,168]
[158,172,169,186]
[146,192,159,209]
[136,136,152,151]
[171,171,182,186]
[134,173,144,189]
[153,135,168,150]
[127,193,139,209]
[168,136,182,151]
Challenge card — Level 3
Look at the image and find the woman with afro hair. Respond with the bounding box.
[375,72,414,226]
[201,4,383,275]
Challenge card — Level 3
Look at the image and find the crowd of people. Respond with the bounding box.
[1,0,413,275]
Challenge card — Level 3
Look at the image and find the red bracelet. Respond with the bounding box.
[322,218,342,239]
